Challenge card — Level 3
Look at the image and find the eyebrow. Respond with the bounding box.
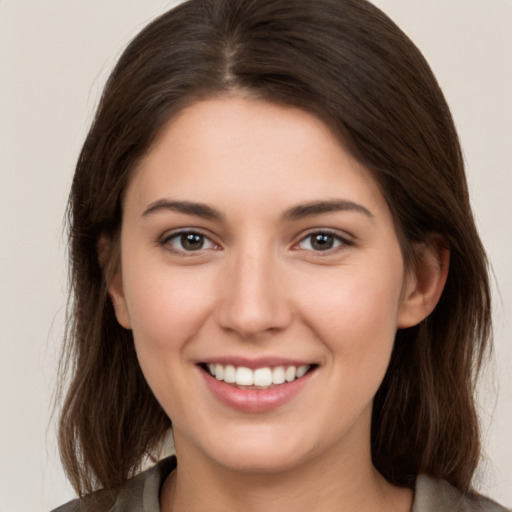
[141,198,373,222]
[142,200,224,221]
[282,200,374,221]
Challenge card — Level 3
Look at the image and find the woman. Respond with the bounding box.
[53,0,508,510]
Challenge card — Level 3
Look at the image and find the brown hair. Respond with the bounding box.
[58,0,491,496]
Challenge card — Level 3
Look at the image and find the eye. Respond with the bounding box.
[296,231,349,252]
[162,231,218,253]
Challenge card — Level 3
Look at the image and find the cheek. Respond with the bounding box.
[122,258,216,356]
[120,259,219,417]
[297,263,404,363]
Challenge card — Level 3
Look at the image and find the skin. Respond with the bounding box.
[109,96,448,512]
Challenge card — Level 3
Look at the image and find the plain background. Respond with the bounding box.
[0,1,510,510]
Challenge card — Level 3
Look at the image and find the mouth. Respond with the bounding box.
[200,362,317,390]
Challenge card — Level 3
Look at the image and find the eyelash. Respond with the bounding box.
[293,230,353,254]
[159,228,353,256]
[160,230,219,255]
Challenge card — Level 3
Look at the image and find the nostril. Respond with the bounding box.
[214,300,294,338]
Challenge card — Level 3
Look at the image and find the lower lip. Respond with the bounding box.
[200,367,315,413]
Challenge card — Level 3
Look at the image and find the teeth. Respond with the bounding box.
[223,364,236,383]
[215,364,224,381]
[272,366,286,384]
[206,363,311,388]
[296,365,309,378]
[253,368,272,387]
[285,366,296,382]
[236,367,253,386]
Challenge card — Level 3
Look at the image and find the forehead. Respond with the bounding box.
[126,96,389,221]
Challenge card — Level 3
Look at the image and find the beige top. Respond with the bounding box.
[51,456,510,512]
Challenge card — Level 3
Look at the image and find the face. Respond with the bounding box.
[110,97,426,476]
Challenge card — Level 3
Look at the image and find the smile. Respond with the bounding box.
[200,361,317,413]
[205,363,311,389]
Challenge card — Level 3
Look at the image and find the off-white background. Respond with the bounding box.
[0,1,510,511]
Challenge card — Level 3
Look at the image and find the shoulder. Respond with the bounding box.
[413,474,510,512]
[50,456,177,512]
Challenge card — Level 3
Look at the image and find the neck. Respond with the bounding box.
[160,433,412,512]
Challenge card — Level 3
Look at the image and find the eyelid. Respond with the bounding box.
[157,227,353,255]
[159,228,221,254]
[292,228,354,253]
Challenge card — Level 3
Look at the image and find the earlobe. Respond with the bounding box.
[108,272,132,329]
[98,235,132,330]
[397,235,450,329]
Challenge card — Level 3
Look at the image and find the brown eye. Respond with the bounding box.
[164,231,216,252]
[310,233,335,251]
[181,233,205,251]
[297,231,348,252]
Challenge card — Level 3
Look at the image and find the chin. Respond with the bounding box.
[191,423,319,475]
[212,446,308,475]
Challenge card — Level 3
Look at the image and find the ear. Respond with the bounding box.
[97,235,132,330]
[397,235,450,329]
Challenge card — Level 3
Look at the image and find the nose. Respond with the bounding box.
[215,246,293,339]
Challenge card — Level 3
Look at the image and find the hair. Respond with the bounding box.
[58,0,491,497]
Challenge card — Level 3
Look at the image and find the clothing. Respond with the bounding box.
[51,456,510,512]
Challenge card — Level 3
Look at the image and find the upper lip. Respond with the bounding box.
[198,357,316,369]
